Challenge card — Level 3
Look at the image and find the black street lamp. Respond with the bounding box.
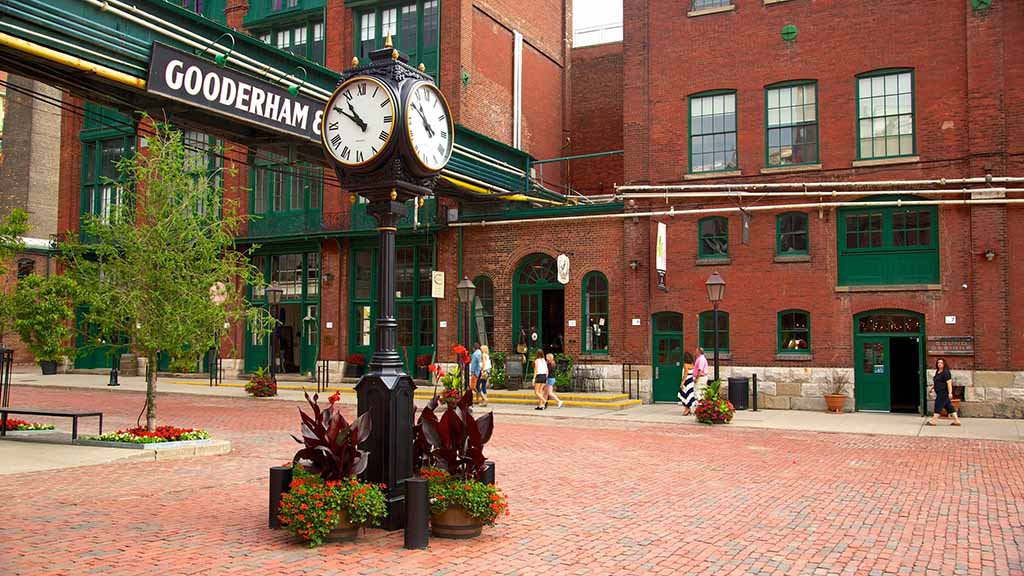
[266,281,283,380]
[457,276,476,392]
[705,271,726,383]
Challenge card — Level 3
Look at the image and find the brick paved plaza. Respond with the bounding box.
[2,387,1023,576]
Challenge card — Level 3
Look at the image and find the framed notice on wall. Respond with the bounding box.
[431,271,445,298]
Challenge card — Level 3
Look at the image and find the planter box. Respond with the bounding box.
[74,438,214,450]
[3,429,58,436]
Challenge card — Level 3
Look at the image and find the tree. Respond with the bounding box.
[0,208,30,345]
[60,122,272,431]
[11,274,77,364]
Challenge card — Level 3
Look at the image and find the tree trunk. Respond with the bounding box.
[146,352,158,431]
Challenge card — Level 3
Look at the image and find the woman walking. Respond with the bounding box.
[533,350,548,410]
[478,345,491,407]
[544,353,564,408]
[927,357,961,426]
[678,351,696,415]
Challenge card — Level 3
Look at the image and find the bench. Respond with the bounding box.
[1,409,103,441]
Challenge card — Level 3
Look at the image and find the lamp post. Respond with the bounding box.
[266,282,283,380]
[457,276,476,392]
[705,271,726,383]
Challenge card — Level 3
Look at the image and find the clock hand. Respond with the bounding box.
[333,105,366,132]
[346,101,368,132]
[413,103,435,138]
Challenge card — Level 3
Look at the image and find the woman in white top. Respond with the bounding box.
[533,350,548,410]
[478,345,491,406]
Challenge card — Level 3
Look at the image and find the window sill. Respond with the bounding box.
[835,283,942,293]
[687,4,735,17]
[685,170,742,180]
[760,163,822,175]
[696,257,732,266]
[707,352,731,361]
[851,156,919,168]
[764,0,794,4]
[774,254,811,263]
[775,353,812,361]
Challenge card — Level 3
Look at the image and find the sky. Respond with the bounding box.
[573,0,622,30]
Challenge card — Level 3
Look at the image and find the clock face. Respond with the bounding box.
[322,77,396,167]
[405,82,453,173]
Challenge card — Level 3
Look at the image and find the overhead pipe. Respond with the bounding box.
[614,187,1024,200]
[616,176,1024,194]
[0,20,145,74]
[0,30,146,89]
[448,197,1024,228]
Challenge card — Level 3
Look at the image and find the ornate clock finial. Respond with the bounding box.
[385,32,393,48]
[392,49,400,61]
[418,63,426,72]
[390,188,398,200]
[351,56,359,67]
[349,194,357,204]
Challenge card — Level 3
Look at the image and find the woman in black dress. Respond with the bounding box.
[927,357,961,426]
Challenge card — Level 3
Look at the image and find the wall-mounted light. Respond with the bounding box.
[629,260,640,271]
[322,272,335,283]
[983,250,996,261]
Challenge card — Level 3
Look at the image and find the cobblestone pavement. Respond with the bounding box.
[2,386,1022,576]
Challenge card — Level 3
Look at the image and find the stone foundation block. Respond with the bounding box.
[959,402,994,418]
[801,382,822,397]
[984,388,1004,402]
[964,387,986,402]
[776,382,803,397]
[790,396,827,411]
[992,400,1024,419]
[974,372,1016,388]
[1002,388,1024,401]
[760,395,791,409]
[755,381,777,396]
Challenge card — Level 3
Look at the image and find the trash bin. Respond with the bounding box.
[727,376,749,410]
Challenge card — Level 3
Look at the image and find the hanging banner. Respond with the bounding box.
[557,253,570,284]
[431,271,445,298]
[656,222,667,292]
[147,42,323,142]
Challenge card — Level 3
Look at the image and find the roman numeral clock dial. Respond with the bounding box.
[322,77,396,168]
[405,82,453,175]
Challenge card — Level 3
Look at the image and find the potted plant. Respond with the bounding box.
[414,390,507,538]
[279,391,386,546]
[695,379,735,424]
[429,362,464,408]
[823,369,850,414]
[344,353,365,378]
[415,354,433,380]
[11,274,77,375]
[489,351,507,390]
[245,366,277,397]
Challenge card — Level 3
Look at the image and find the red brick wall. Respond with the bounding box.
[0,253,53,365]
[461,7,514,143]
[569,42,623,195]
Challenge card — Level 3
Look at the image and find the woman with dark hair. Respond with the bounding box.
[533,349,548,410]
[927,357,961,426]
[679,351,696,415]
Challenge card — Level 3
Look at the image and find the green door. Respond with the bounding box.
[244,310,270,373]
[855,336,890,411]
[300,304,319,375]
[652,313,684,403]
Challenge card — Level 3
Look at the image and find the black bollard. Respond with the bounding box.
[404,477,429,549]
[108,368,119,387]
[269,466,293,529]
[481,461,496,486]
[752,373,758,412]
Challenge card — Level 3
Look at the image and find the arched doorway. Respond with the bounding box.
[512,253,564,354]
[853,310,925,413]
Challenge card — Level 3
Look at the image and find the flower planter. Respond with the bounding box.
[324,512,359,543]
[39,360,58,375]
[431,505,483,539]
[824,394,846,413]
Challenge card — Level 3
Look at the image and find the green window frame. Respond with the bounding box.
[698,216,729,259]
[80,103,135,227]
[778,309,810,354]
[182,130,223,217]
[691,0,732,9]
[689,90,737,174]
[856,69,915,160]
[698,310,729,353]
[177,0,227,23]
[765,81,818,167]
[776,212,809,256]
[471,275,494,348]
[250,150,323,216]
[356,0,440,78]
[837,197,938,286]
[255,19,324,65]
[582,271,609,354]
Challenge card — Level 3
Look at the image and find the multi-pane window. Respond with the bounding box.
[857,70,914,159]
[182,130,222,217]
[583,272,609,353]
[778,310,810,354]
[81,137,131,225]
[776,212,809,255]
[766,83,817,166]
[255,16,324,64]
[844,213,882,249]
[893,210,931,247]
[691,0,732,9]
[472,275,495,347]
[698,216,729,258]
[16,258,34,280]
[357,1,440,77]
[252,150,323,216]
[689,92,737,173]
[699,310,730,353]
[271,0,299,10]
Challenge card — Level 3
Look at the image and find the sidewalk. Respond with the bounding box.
[7,370,1024,442]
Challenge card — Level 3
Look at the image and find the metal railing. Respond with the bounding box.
[621,363,640,401]
[315,359,330,393]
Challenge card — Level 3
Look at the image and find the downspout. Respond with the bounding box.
[456,226,464,352]
[513,30,523,149]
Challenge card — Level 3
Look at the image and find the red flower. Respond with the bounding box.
[328,391,341,405]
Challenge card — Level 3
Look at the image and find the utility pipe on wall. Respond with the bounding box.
[616,176,1024,194]
[615,187,1024,200]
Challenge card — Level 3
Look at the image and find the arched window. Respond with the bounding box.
[778,310,810,354]
[472,275,494,347]
[698,310,730,353]
[582,272,609,354]
[698,216,729,259]
[16,258,35,280]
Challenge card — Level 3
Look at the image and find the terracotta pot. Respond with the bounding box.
[824,394,846,413]
[431,505,483,539]
[323,511,359,543]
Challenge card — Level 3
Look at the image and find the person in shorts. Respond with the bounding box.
[544,352,563,408]
[533,350,548,410]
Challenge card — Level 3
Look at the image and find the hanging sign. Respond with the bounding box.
[147,42,323,142]
[655,222,667,291]
[431,271,445,298]
[557,254,570,284]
